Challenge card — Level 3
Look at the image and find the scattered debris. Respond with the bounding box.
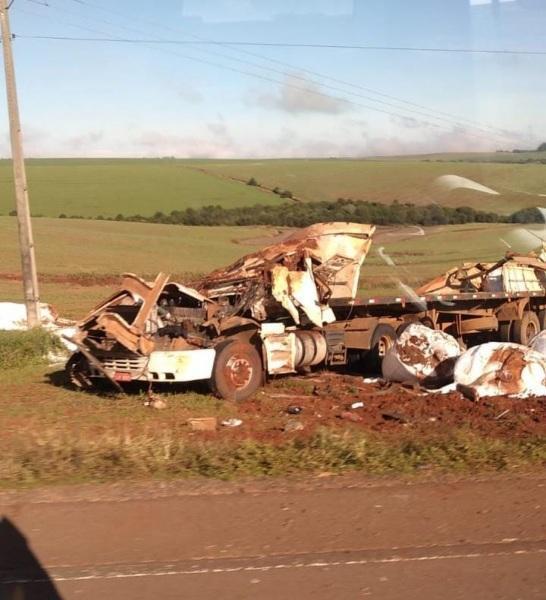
[187,417,218,432]
[144,395,167,410]
[350,401,365,409]
[382,323,461,386]
[283,419,305,432]
[221,418,243,428]
[381,411,409,424]
[454,342,546,399]
[495,409,510,420]
[339,410,363,422]
[286,405,303,415]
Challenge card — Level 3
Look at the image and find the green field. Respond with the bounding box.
[202,158,546,214]
[0,217,528,318]
[375,151,546,164]
[0,159,280,218]
[0,156,545,219]
[0,217,284,317]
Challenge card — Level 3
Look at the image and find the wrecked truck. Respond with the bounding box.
[67,222,546,400]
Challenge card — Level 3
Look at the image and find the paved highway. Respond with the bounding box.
[1,474,545,599]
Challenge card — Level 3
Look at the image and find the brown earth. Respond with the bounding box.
[174,370,546,444]
[48,369,546,443]
[1,366,544,452]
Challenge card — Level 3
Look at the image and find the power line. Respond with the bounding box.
[54,0,521,138]
[27,0,515,139]
[13,29,518,137]
[14,2,516,144]
[13,29,514,141]
[12,33,546,56]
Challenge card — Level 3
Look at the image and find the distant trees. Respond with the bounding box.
[15,198,546,227]
[509,207,544,223]
[246,177,258,186]
[537,142,546,152]
[55,199,527,227]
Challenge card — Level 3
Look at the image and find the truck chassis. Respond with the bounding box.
[67,223,546,400]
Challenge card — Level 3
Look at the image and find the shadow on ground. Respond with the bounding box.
[0,517,63,600]
[45,367,212,398]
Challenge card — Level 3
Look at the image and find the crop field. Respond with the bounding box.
[0,156,545,219]
[379,151,546,163]
[0,217,279,317]
[0,159,280,218]
[0,217,529,318]
[201,158,546,214]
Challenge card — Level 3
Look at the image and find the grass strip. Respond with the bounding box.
[0,329,63,371]
[1,428,544,488]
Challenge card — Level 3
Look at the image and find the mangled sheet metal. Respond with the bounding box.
[198,222,374,327]
[454,342,546,399]
[418,244,546,295]
[71,223,375,366]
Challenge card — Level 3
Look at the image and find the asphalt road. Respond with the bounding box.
[1,474,545,599]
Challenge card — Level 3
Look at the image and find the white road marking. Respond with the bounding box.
[2,547,545,585]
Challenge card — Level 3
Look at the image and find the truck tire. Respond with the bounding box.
[209,341,263,401]
[512,311,540,346]
[538,309,546,331]
[65,352,93,390]
[368,324,397,372]
[499,321,512,342]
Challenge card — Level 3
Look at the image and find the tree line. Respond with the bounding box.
[49,200,546,227]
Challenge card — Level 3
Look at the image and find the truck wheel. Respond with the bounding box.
[499,321,512,342]
[368,324,397,372]
[209,341,263,401]
[65,352,93,389]
[538,309,546,331]
[512,311,540,346]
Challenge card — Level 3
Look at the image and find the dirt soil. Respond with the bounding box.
[236,371,546,441]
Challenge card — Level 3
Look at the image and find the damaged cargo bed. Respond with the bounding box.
[67,222,546,400]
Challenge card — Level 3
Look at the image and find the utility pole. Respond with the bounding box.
[0,0,40,327]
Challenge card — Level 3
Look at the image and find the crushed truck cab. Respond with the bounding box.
[67,223,375,399]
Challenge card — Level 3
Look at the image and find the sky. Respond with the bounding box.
[0,0,544,158]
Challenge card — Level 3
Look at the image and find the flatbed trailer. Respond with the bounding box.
[67,223,546,400]
[324,289,546,368]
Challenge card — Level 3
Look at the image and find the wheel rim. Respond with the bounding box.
[526,320,538,341]
[377,335,393,358]
[224,354,253,389]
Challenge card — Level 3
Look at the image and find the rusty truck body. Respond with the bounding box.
[67,222,546,399]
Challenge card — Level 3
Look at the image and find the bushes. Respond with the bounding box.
[0,329,63,371]
[53,199,546,227]
[509,207,545,223]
